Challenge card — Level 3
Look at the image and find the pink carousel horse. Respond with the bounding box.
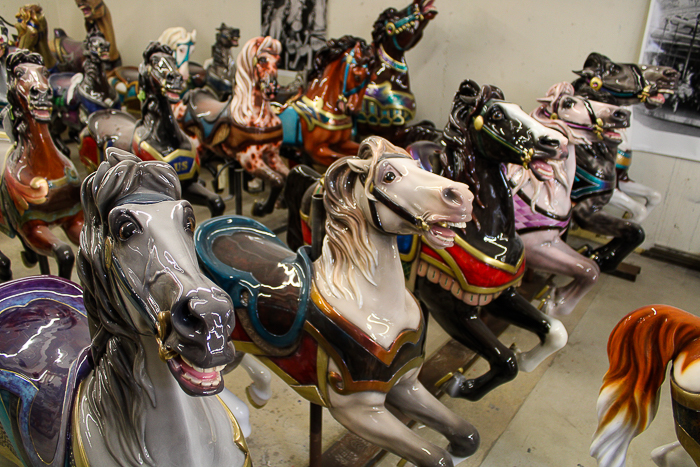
[506,82,606,317]
[178,36,286,216]
[591,305,700,467]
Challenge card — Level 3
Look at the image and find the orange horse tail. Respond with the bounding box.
[591,305,700,467]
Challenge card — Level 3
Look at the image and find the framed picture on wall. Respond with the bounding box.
[632,0,700,161]
[261,0,327,73]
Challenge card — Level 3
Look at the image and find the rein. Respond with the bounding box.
[358,155,432,233]
[587,64,653,103]
[340,51,369,100]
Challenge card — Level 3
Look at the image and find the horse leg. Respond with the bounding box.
[182,181,226,217]
[573,198,645,273]
[333,139,360,157]
[520,230,600,317]
[0,250,11,282]
[609,188,648,223]
[650,441,696,467]
[261,143,289,209]
[328,389,456,467]
[21,221,75,279]
[484,287,568,373]
[235,145,284,216]
[60,212,84,246]
[619,179,662,221]
[239,354,271,408]
[218,387,252,438]
[386,369,479,459]
[416,276,519,401]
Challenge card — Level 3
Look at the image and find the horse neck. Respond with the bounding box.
[82,56,110,96]
[80,335,242,466]
[143,94,182,146]
[212,42,228,70]
[306,61,344,113]
[375,42,410,90]
[17,116,67,175]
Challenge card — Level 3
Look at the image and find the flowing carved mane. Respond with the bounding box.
[440,79,504,209]
[318,137,410,304]
[307,35,372,84]
[231,36,281,126]
[157,26,196,51]
[78,151,181,466]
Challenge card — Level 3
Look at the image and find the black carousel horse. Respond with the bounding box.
[78,42,225,217]
[571,52,678,272]
[49,28,118,154]
[287,80,570,401]
[204,23,240,100]
[356,0,441,147]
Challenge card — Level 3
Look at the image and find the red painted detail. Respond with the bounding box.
[78,136,98,168]
[301,220,312,246]
[421,243,525,289]
[268,334,319,386]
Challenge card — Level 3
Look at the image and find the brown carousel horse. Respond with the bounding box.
[592,305,700,467]
[277,35,375,168]
[356,0,440,146]
[0,50,83,278]
[178,36,285,217]
[14,5,56,71]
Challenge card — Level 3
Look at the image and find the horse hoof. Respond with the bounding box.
[440,371,480,401]
[577,244,593,257]
[21,250,38,268]
[245,385,269,409]
[252,201,272,217]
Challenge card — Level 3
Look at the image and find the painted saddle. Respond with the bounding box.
[195,216,426,407]
[0,276,91,467]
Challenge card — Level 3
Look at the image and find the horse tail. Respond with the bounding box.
[591,305,700,467]
[285,164,320,251]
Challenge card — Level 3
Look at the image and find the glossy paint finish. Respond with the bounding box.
[197,136,479,467]
[408,79,568,401]
[75,0,121,67]
[80,42,224,218]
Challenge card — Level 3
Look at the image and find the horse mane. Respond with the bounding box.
[318,136,409,305]
[591,305,700,466]
[78,149,181,466]
[231,35,281,126]
[138,41,173,117]
[371,8,397,46]
[3,49,44,139]
[157,26,196,50]
[307,35,371,84]
[440,79,504,209]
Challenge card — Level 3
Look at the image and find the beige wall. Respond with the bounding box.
[4,0,699,253]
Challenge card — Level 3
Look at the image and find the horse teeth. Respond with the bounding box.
[447,222,466,228]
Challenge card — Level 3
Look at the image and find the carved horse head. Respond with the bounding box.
[139,41,184,105]
[158,26,197,80]
[5,49,52,130]
[372,0,438,54]
[216,23,240,49]
[573,52,678,108]
[75,0,106,20]
[536,81,630,146]
[84,27,111,62]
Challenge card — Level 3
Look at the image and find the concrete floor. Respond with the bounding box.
[2,137,696,467]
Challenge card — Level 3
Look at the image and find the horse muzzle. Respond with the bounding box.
[28,88,53,121]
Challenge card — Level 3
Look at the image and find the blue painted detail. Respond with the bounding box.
[397,235,414,255]
[280,106,302,147]
[571,166,615,200]
[195,216,311,348]
[169,155,194,175]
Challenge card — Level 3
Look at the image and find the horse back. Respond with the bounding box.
[0,276,90,467]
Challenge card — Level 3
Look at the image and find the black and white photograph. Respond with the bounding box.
[261,0,327,72]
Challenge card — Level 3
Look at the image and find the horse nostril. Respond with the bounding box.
[30,87,40,97]
[442,187,464,206]
[614,109,631,121]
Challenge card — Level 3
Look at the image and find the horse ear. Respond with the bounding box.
[105,147,141,165]
[347,158,371,174]
[458,79,480,98]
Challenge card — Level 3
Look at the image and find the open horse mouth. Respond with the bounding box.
[163,86,184,103]
[29,103,52,121]
[530,159,555,181]
[420,0,438,19]
[423,216,469,248]
[78,5,93,17]
[167,354,228,396]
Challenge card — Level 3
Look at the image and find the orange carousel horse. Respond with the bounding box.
[591,305,700,467]
[0,50,83,278]
[178,36,285,216]
[277,35,375,167]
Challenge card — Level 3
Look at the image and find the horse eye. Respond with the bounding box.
[258,56,267,64]
[14,68,24,78]
[184,215,196,233]
[118,221,139,241]
[383,171,396,183]
[561,98,575,109]
[490,108,503,120]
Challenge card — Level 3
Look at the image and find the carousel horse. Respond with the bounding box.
[179,35,287,217]
[506,82,616,317]
[0,50,83,279]
[356,0,441,146]
[196,136,480,467]
[573,53,678,224]
[75,0,120,68]
[591,305,700,467]
[79,42,225,218]
[404,79,570,401]
[158,26,206,91]
[277,35,375,168]
[203,23,240,100]
[49,28,118,151]
[0,149,252,467]
[14,5,56,71]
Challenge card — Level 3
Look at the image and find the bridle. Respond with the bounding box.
[358,154,433,233]
[542,94,607,140]
[586,64,654,103]
[384,3,424,51]
[340,50,369,102]
[471,99,536,169]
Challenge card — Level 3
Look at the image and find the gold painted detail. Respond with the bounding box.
[292,96,353,132]
[216,395,253,467]
[156,310,177,361]
[672,377,700,412]
[454,235,524,274]
[133,133,198,180]
[71,381,90,467]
